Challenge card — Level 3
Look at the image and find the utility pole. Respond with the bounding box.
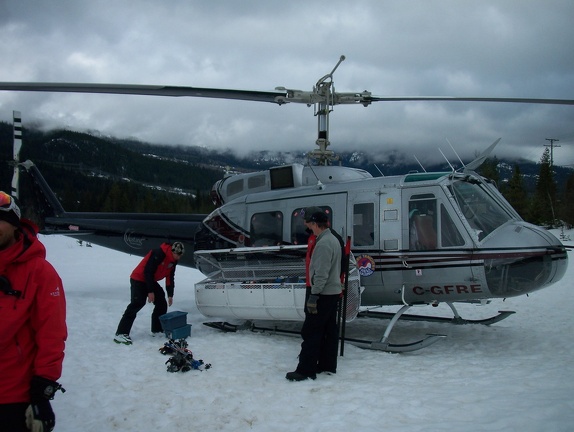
[545,138,560,168]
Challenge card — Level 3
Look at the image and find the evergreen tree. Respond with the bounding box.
[559,173,574,227]
[504,165,529,219]
[102,183,128,212]
[528,148,557,226]
[477,156,500,185]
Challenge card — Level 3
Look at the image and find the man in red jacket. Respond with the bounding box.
[0,191,67,432]
[114,241,184,345]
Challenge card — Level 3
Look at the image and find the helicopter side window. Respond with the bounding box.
[353,203,374,247]
[290,207,333,245]
[409,198,437,250]
[250,211,283,247]
[226,179,243,197]
[248,174,266,189]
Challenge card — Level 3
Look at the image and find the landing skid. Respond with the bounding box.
[203,321,301,336]
[203,321,243,333]
[203,319,445,353]
[202,304,449,354]
[202,303,515,353]
[359,304,516,326]
[343,334,446,353]
[249,319,446,353]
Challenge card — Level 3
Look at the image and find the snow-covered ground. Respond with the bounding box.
[42,232,574,431]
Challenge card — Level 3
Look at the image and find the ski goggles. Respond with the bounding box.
[0,191,21,218]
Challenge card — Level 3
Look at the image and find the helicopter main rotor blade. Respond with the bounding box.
[1,82,573,106]
[0,82,289,104]
[366,95,574,105]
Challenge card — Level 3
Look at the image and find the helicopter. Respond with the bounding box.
[2,56,572,352]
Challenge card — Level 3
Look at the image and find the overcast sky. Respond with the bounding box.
[1,0,573,167]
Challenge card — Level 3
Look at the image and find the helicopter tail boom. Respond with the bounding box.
[18,159,205,268]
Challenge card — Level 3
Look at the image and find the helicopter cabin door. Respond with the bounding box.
[402,190,477,304]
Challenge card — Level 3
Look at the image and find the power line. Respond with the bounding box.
[544,138,560,168]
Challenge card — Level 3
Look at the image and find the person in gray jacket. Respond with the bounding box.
[286,211,342,381]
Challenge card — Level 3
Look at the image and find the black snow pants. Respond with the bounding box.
[295,288,340,377]
[116,278,168,335]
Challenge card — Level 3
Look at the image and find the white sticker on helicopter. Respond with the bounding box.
[357,255,375,277]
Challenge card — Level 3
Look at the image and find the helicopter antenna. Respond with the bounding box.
[306,162,321,183]
[413,155,427,173]
[373,164,385,177]
[307,55,346,166]
[439,148,455,172]
[446,138,465,170]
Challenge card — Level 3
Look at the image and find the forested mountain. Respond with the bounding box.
[0,123,225,215]
[1,121,573,226]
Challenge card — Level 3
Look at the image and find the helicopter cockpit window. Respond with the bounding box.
[290,207,333,245]
[250,211,283,247]
[450,178,513,241]
[409,197,437,250]
[440,204,465,247]
[353,203,374,247]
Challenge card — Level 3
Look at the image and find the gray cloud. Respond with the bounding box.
[1,0,573,166]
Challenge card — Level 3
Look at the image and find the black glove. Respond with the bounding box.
[26,376,64,432]
[306,294,319,314]
[25,400,54,432]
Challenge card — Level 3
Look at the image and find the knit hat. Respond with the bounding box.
[0,191,21,228]
[171,241,185,255]
[303,206,323,222]
[308,211,328,224]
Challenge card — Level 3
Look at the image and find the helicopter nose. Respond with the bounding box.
[480,222,567,298]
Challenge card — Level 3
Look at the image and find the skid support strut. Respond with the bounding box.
[362,305,446,353]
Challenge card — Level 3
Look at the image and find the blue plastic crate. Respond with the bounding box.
[159,311,188,331]
[167,324,192,340]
